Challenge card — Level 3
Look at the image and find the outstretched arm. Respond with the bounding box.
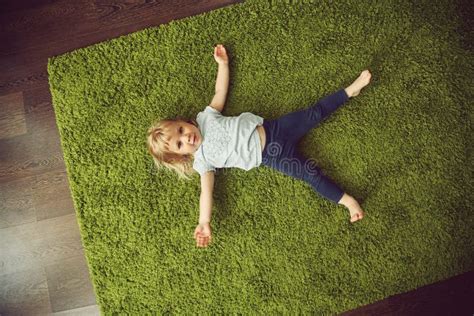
[209,44,229,113]
[194,171,215,247]
[198,171,214,225]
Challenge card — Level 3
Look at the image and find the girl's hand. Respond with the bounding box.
[213,44,228,65]
[194,222,212,248]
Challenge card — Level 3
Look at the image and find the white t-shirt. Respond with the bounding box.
[192,106,264,176]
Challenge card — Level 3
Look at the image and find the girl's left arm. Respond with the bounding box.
[209,45,229,113]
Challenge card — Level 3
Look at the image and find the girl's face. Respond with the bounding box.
[167,120,202,155]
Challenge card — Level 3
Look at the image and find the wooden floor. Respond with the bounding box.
[0,0,473,314]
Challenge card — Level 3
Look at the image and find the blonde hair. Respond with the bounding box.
[146,117,198,180]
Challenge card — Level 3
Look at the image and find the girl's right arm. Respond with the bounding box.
[199,171,215,224]
[194,171,214,247]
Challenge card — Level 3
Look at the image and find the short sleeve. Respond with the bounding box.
[196,106,222,126]
[192,157,216,176]
[203,105,222,115]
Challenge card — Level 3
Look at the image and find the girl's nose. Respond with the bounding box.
[183,133,191,144]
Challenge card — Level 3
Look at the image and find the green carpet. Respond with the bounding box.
[47,0,473,314]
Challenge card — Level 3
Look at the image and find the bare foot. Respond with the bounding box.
[338,193,366,223]
[345,70,372,98]
[349,205,365,223]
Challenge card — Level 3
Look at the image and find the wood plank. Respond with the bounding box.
[0,214,83,276]
[0,0,98,57]
[0,92,27,139]
[31,168,75,221]
[0,84,65,181]
[342,270,474,315]
[36,214,85,267]
[0,132,65,182]
[0,69,49,95]
[0,175,36,229]
[0,0,243,95]
[52,304,101,316]
[22,82,57,134]
[45,254,97,313]
[92,0,243,35]
[0,267,52,315]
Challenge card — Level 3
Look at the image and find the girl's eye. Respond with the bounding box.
[177,126,183,149]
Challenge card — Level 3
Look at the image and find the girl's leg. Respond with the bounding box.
[261,123,365,222]
[268,89,349,143]
[262,143,345,204]
[266,70,372,143]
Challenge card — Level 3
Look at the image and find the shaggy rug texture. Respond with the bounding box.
[47,0,473,313]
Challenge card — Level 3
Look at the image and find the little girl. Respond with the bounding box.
[147,44,371,248]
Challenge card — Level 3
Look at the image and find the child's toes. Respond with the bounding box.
[350,211,364,223]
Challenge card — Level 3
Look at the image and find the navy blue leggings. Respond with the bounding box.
[261,89,349,204]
